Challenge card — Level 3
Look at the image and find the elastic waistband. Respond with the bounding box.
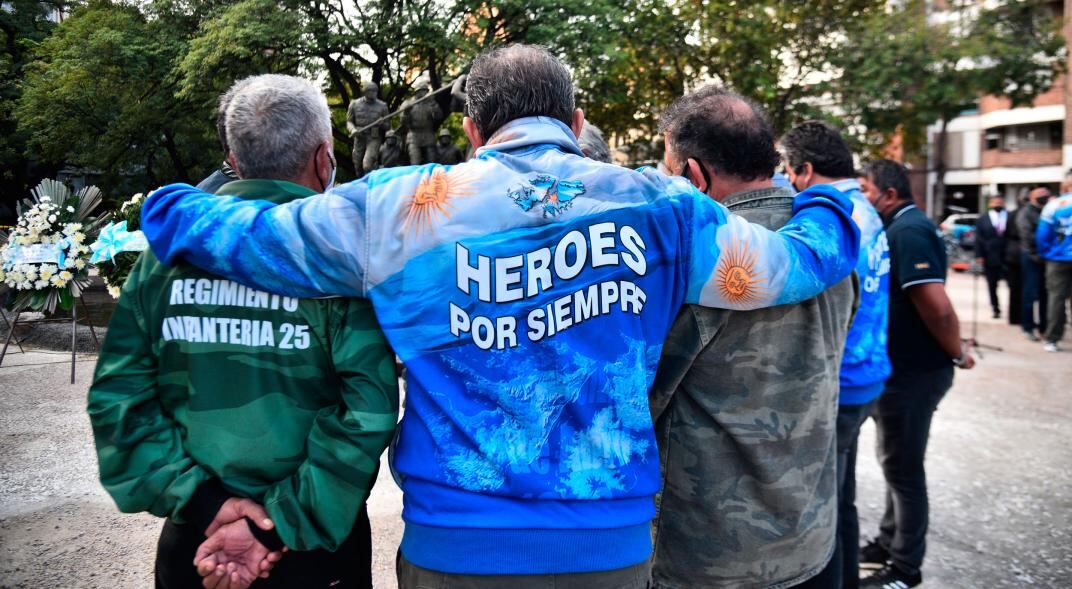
[400,522,652,574]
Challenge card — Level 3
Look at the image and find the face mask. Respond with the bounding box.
[680,160,711,193]
[992,206,1005,212]
[326,156,337,190]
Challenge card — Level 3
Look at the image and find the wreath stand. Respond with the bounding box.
[0,295,101,384]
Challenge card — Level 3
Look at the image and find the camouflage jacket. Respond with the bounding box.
[88,179,399,552]
[650,186,858,589]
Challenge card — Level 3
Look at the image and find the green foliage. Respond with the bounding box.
[831,0,1065,157]
[16,1,215,189]
[0,0,63,220]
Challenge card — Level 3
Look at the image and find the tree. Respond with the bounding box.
[682,0,885,134]
[0,0,64,219]
[16,1,221,190]
[830,0,1065,217]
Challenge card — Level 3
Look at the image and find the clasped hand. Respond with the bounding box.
[193,498,287,589]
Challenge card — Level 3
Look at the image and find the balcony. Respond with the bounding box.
[981,148,1062,168]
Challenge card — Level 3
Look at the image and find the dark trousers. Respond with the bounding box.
[983,264,1003,314]
[792,553,840,589]
[1006,261,1022,325]
[1021,253,1048,334]
[1044,261,1072,344]
[155,507,372,589]
[872,367,954,577]
[832,400,877,589]
[397,553,651,589]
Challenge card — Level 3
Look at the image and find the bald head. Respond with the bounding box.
[659,85,780,182]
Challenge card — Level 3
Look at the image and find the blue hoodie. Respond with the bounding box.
[833,179,892,405]
[1037,194,1072,262]
[140,117,859,575]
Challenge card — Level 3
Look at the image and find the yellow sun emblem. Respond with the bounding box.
[715,237,768,306]
[400,167,477,235]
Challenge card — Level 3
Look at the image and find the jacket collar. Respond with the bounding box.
[721,185,795,210]
[215,179,316,204]
[476,116,584,158]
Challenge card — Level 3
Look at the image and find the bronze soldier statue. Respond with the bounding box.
[399,77,442,165]
[346,81,389,177]
[434,128,464,165]
[378,129,404,169]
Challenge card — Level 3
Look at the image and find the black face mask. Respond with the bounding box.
[1038,196,1051,207]
[992,206,1005,212]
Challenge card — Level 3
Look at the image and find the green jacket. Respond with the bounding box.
[88,179,399,551]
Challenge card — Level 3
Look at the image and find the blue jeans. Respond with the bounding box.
[1021,252,1048,334]
[834,400,877,589]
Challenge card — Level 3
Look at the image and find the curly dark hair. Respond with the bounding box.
[781,120,855,179]
[658,85,780,182]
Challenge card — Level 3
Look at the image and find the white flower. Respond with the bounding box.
[39,265,55,280]
[74,259,86,270]
[66,206,75,212]
[72,232,85,243]
[49,275,65,287]
[40,196,50,202]
[18,281,31,290]
[34,279,48,290]
[63,258,76,269]
[23,267,37,280]
[107,285,121,299]
[58,270,73,281]
[48,215,57,223]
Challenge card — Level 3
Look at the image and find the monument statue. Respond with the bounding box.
[399,76,443,166]
[346,81,390,177]
[434,129,464,165]
[378,129,404,169]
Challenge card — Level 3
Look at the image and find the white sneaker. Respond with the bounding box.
[1044,342,1059,353]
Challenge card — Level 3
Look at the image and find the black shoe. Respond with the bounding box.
[860,564,922,588]
[859,538,890,569]
[992,310,1001,319]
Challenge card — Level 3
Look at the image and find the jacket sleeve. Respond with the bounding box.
[261,298,399,551]
[1036,201,1058,257]
[1018,209,1039,257]
[141,180,372,299]
[681,183,861,310]
[87,254,229,533]
[975,216,989,260]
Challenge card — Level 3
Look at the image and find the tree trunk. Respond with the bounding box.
[162,131,191,184]
[932,117,949,221]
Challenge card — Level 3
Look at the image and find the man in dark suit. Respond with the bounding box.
[1003,193,1030,325]
[976,195,1009,318]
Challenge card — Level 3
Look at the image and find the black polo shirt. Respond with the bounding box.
[885,202,951,373]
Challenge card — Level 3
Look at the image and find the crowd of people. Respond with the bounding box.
[975,185,1072,352]
[84,44,1071,589]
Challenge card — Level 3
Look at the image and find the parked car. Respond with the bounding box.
[940,212,979,250]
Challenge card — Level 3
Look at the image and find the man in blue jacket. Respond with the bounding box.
[1038,190,1072,352]
[140,44,860,587]
[782,121,892,589]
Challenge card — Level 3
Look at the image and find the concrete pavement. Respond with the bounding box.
[0,271,1068,588]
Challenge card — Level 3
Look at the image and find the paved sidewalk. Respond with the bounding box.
[0,271,1068,588]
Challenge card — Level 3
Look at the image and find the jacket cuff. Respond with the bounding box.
[182,478,232,535]
[244,517,285,552]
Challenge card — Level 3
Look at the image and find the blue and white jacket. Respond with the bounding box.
[141,117,859,575]
[834,179,891,405]
[1038,194,1072,262]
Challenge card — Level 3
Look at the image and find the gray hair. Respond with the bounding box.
[225,74,332,181]
[579,123,610,163]
[466,44,574,138]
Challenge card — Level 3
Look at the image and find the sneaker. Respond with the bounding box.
[1024,331,1040,342]
[859,538,890,569]
[1044,342,1059,353]
[860,564,922,588]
